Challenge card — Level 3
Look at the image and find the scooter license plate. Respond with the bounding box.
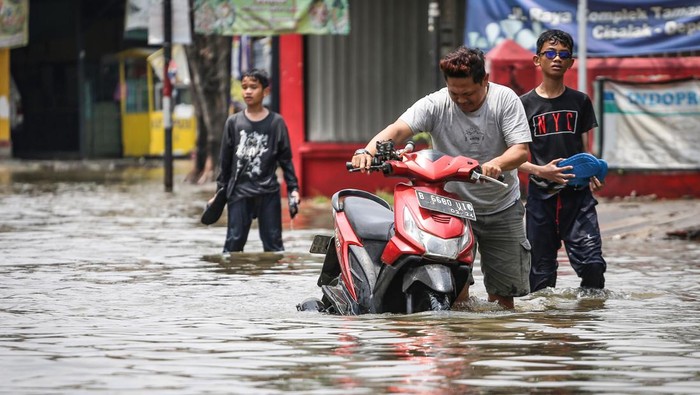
[415,191,476,220]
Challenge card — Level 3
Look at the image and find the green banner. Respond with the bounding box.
[194,0,350,36]
[0,0,29,48]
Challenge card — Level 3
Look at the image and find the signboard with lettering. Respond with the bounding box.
[600,78,700,169]
[194,0,350,36]
[465,0,700,56]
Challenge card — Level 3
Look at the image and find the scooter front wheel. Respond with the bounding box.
[405,283,452,313]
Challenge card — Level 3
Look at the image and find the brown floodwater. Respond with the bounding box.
[1,160,699,394]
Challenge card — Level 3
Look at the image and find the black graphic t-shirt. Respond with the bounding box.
[216,111,299,200]
[520,87,598,167]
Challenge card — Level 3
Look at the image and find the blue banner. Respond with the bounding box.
[465,0,700,56]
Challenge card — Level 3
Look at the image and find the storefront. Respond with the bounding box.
[117,47,196,157]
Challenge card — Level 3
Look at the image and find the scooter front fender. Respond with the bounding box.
[401,264,455,294]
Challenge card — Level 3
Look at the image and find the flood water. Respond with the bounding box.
[1,160,700,394]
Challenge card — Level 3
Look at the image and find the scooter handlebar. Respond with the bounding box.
[347,140,414,173]
[471,170,508,188]
[346,162,389,173]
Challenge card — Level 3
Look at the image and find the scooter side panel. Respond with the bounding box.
[382,236,420,265]
[333,210,362,302]
[348,244,379,312]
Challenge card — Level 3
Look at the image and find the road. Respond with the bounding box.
[596,196,700,241]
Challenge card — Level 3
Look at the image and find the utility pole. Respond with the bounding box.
[578,0,588,95]
[163,0,174,192]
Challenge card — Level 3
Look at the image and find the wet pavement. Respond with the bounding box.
[1,159,700,394]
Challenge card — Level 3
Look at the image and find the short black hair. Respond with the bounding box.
[536,29,574,54]
[240,69,270,88]
[439,46,486,84]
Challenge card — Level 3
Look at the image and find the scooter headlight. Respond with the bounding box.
[458,222,471,252]
[403,207,469,260]
[403,206,425,249]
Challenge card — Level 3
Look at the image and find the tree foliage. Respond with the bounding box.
[183,3,231,184]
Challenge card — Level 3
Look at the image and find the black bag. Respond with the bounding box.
[201,188,227,225]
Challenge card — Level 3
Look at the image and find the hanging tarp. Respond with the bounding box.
[148,0,192,44]
[465,0,700,57]
[600,78,700,169]
[0,0,29,48]
[193,0,350,36]
[124,0,150,40]
[147,44,191,85]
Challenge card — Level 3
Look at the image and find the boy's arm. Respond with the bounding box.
[519,127,597,186]
[581,129,605,191]
[582,129,593,154]
[519,158,574,185]
[216,117,234,191]
[276,118,299,194]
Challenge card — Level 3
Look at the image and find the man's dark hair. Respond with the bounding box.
[536,29,575,54]
[241,69,270,89]
[439,46,486,84]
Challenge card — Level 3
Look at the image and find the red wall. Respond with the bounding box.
[279,35,305,194]
[299,143,401,197]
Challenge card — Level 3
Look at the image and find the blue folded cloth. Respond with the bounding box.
[558,153,608,187]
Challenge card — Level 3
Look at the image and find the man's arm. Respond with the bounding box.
[351,119,414,170]
[482,143,530,178]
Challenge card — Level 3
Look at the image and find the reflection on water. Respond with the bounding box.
[1,160,700,394]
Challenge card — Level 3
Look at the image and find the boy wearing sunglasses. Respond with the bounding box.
[519,29,607,292]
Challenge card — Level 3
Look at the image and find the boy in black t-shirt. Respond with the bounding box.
[519,30,607,291]
[210,69,300,252]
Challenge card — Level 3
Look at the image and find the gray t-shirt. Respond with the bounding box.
[399,82,531,215]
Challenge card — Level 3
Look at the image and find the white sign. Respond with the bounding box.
[601,79,700,169]
[148,0,192,45]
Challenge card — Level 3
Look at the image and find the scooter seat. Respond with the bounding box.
[343,196,394,241]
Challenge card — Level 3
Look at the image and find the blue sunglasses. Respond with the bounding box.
[539,50,573,60]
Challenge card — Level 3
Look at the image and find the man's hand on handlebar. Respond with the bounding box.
[350,141,414,173]
[351,148,373,172]
[479,160,503,180]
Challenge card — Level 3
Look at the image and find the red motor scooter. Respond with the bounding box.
[298,140,507,315]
